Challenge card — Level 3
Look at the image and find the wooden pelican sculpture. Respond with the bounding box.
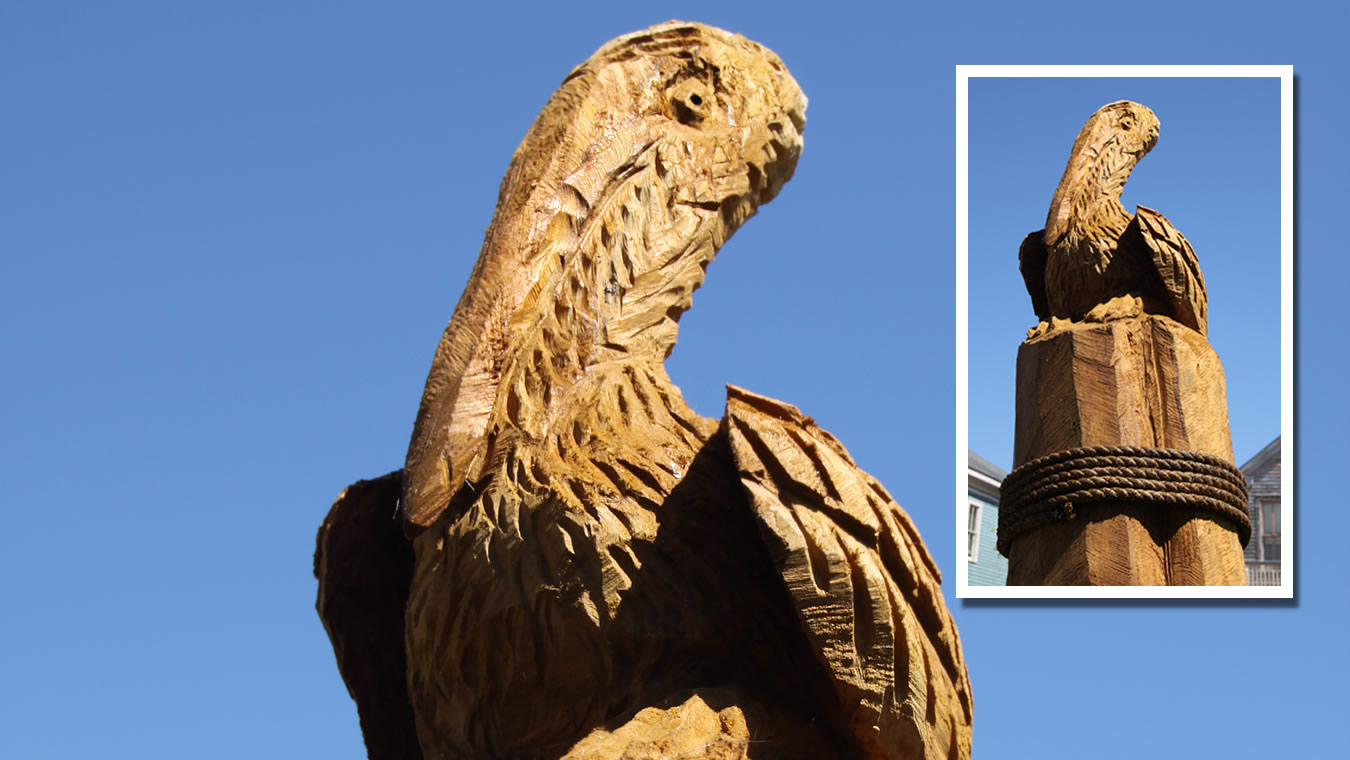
[1019,100,1208,334]
[316,21,971,760]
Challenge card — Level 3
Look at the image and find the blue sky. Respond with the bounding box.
[2,2,1344,757]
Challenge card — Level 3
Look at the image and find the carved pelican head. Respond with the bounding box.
[1045,100,1160,245]
[515,21,808,264]
[402,22,806,527]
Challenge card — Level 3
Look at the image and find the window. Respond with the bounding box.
[1259,499,1280,562]
[967,500,983,562]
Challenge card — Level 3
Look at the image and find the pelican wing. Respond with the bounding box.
[724,386,972,760]
[1019,230,1051,321]
[1132,205,1208,334]
[315,471,422,759]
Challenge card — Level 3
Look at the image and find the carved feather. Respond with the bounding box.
[725,386,972,760]
[1130,204,1208,334]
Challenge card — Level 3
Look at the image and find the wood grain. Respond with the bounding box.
[1008,317,1247,585]
[1020,101,1208,335]
[315,20,971,758]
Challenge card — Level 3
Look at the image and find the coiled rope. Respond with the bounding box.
[996,445,1251,557]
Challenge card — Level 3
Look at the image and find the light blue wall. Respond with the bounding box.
[968,493,1008,585]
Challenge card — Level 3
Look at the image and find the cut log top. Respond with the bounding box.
[1006,316,1247,585]
[1014,316,1233,466]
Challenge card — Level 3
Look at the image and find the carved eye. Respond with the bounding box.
[1120,116,1134,131]
[668,78,712,125]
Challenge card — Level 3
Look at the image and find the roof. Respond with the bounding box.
[1239,435,1280,476]
[968,450,1007,481]
[968,450,1007,502]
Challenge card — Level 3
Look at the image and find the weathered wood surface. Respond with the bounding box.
[727,389,971,759]
[1019,101,1208,336]
[1006,101,1246,586]
[1007,317,1247,585]
[315,20,971,759]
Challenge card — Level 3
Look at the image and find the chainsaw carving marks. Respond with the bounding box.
[727,388,972,759]
[1019,101,1209,335]
[316,21,970,760]
[401,23,806,529]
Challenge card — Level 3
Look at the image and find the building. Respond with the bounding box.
[1240,436,1281,586]
[967,451,1008,585]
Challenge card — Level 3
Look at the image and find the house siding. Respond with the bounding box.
[968,491,1007,585]
[967,451,1009,586]
[1240,437,1282,585]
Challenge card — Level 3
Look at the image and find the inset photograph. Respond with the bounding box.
[957,68,1292,597]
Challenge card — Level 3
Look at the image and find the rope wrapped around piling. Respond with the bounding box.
[996,445,1251,557]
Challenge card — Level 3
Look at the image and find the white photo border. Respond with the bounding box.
[955,65,1294,599]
